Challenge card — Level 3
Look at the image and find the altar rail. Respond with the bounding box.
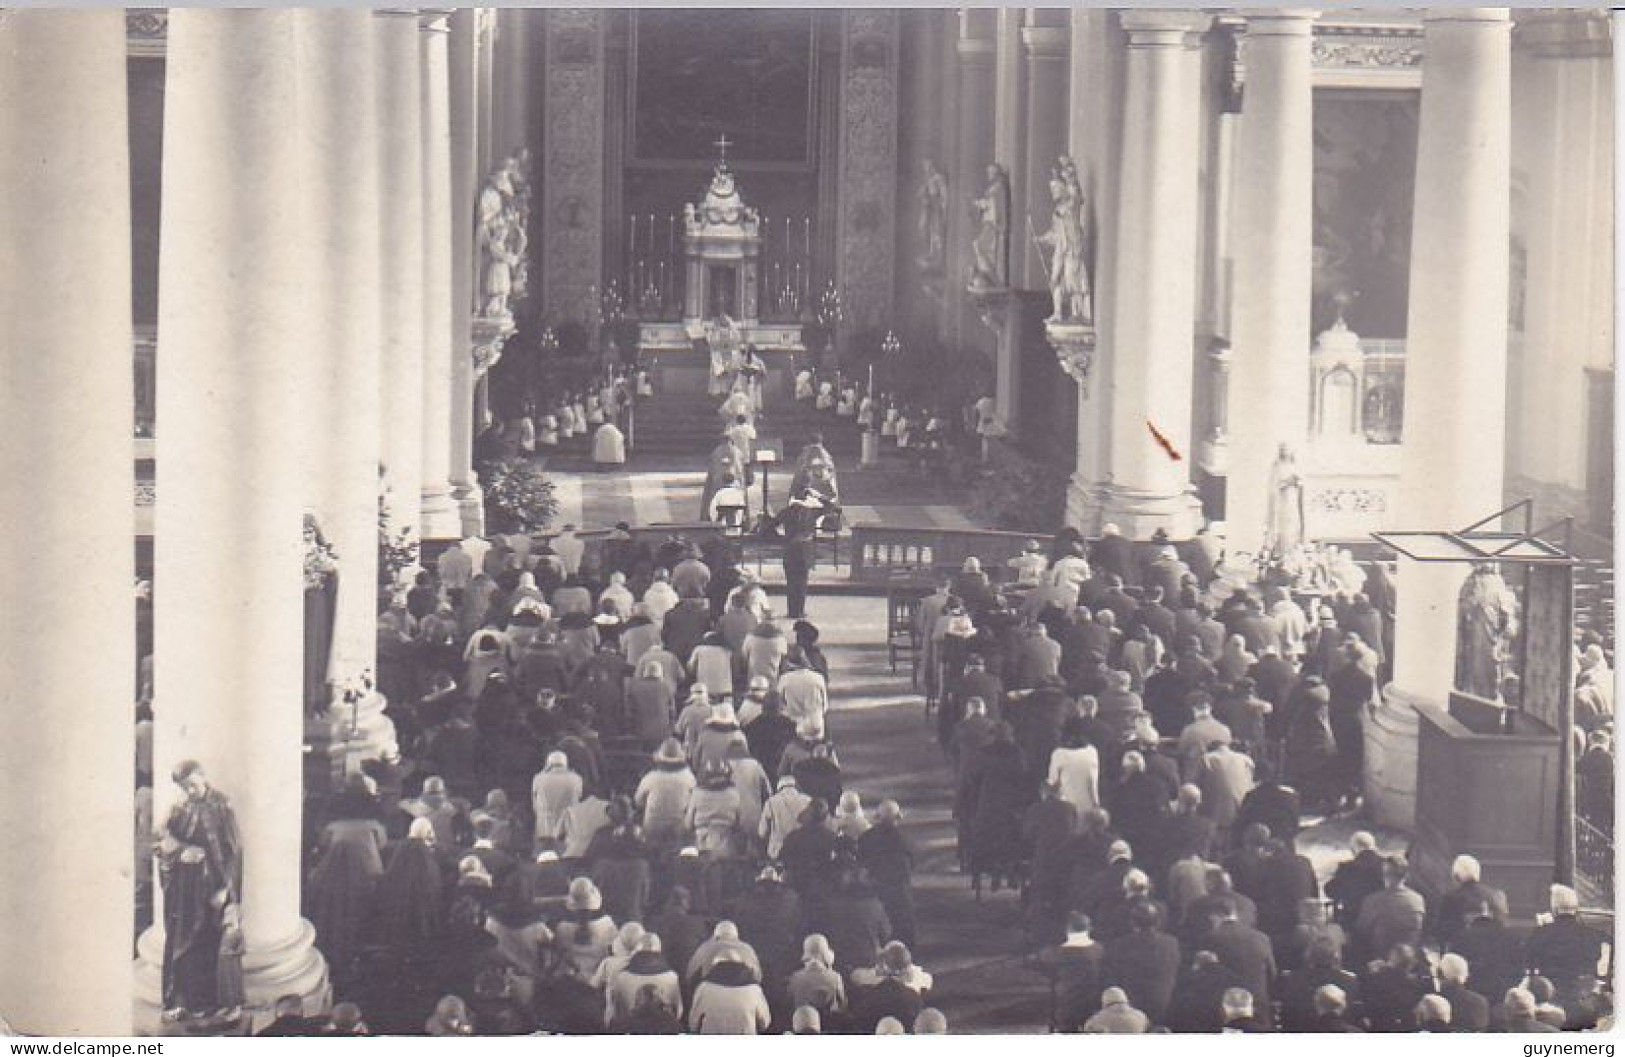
[848,525,1038,585]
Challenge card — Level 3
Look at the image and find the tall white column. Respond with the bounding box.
[949,10,996,345]
[449,9,484,538]
[137,9,329,1028]
[378,12,427,563]
[993,8,1028,287]
[1093,11,1209,540]
[492,9,532,163]
[419,11,461,540]
[0,10,136,1036]
[1224,11,1316,557]
[300,11,388,754]
[1368,9,1512,829]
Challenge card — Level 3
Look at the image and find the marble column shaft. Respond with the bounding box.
[949,10,996,343]
[377,12,427,559]
[141,8,329,1026]
[1370,9,1512,831]
[419,12,461,540]
[1096,11,1209,540]
[301,11,385,735]
[0,9,136,1035]
[1225,11,1316,557]
[993,8,1029,287]
[449,9,483,537]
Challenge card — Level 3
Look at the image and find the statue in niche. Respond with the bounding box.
[969,163,1010,290]
[1034,155,1092,323]
[1264,444,1306,559]
[915,158,948,274]
[477,154,534,317]
[1455,562,1521,700]
[157,760,244,1022]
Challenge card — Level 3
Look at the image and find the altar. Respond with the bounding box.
[638,152,804,363]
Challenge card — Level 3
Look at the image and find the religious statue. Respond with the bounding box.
[1033,156,1092,323]
[1455,562,1521,700]
[969,163,1011,290]
[915,159,948,274]
[477,154,532,319]
[157,760,244,1022]
[1264,444,1306,558]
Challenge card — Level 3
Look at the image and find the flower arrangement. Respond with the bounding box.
[303,514,339,591]
[377,465,419,588]
[481,456,560,535]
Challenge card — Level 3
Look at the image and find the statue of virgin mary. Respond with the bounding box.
[1264,444,1306,559]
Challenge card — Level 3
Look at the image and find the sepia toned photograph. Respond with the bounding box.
[0,3,1615,1041]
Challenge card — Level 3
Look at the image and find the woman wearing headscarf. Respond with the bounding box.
[590,807,652,923]
[833,792,871,842]
[687,762,744,860]
[483,899,552,1003]
[1217,633,1258,685]
[423,995,474,1036]
[787,934,848,1024]
[689,950,772,1035]
[1284,680,1339,810]
[531,752,583,851]
[959,720,1033,894]
[374,818,445,953]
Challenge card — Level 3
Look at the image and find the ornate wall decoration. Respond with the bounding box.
[1309,24,1423,71]
[542,9,606,328]
[1306,486,1389,515]
[836,9,899,331]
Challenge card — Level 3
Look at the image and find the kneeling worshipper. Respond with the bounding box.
[593,419,627,467]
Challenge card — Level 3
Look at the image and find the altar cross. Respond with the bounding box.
[713,133,733,166]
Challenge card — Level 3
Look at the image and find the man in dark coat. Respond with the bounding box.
[1206,899,1278,1027]
[1235,770,1302,849]
[728,866,803,1011]
[1039,912,1106,1032]
[1135,586,1178,650]
[1090,525,1135,585]
[744,695,797,784]
[1252,839,1319,948]
[660,595,713,664]
[1234,598,1283,657]
[1436,953,1490,1031]
[1524,884,1610,1024]
[856,801,917,948]
[1101,900,1180,1026]
[808,869,892,976]
[1280,936,1362,1030]
[1450,905,1527,1004]
[1431,853,1509,950]
[1024,784,1081,947]
[1165,950,1242,1032]
[1325,831,1386,928]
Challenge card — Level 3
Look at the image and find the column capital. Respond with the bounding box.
[957,37,994,61]
[418,9,451,34]
[1021,25,1070,57]
[1119,10,1212,48]
[1515,10,1612,59]
[1240,10,1319,37]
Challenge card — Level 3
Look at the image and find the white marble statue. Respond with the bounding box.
[1034,156,1092,323]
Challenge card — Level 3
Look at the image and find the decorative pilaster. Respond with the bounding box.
[1087,10,1210,541]
[837,9,900,331]
[1370,8,1512,829]
[542,9,606,330]
[139,9,330,1029]
[1224,10,1316,559]
[0,9,136,1036]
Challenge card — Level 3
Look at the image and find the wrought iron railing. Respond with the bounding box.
[1576,813,1615,909]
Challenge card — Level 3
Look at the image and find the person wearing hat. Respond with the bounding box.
[553,878,618,977]
[779,798,839,895]
[787,935,847,1023]
[776,648,829,732]
[729,865,804,1012]
[685,921,763,987]
[759,774,812,861]
[744,685,797,784]
[1008,539,1049,588]
[635,738,696,849]
[739,618,786,687]
[606,934,683,1029]
[687,760,744,860]
[529,752,581,850]
[735,674,774,728]
[692,699,748,777]
[723,741,772,845]
[689,947,771,1034]
[689,630,735,704]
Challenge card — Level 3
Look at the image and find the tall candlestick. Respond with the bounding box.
[803,216,810,258]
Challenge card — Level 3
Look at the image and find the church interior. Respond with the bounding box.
[0,5,1616,1038]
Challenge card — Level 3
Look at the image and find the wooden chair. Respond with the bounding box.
[886,587,918,679]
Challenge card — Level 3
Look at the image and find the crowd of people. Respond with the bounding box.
[283,528,943,1035]
[915,524,1612,1032]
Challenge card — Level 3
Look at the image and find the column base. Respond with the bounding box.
[1363,683,1424,831]
[134,920,330,1036]
[1065,473,1105,536]
[419,485,461,541]
[454,483,485,539]
[1092,482,1204,541]
[334,690,398,769]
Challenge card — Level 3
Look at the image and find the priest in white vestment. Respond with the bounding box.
[593,421,627,466]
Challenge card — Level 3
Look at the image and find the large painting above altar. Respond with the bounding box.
[631,10,816,166]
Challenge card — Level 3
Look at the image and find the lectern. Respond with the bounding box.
[1374,500,1588,916]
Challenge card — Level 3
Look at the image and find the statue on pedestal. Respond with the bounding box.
[158,760,244,1022]
[1264,444,1306,559]
[1034,156,1092,323]
[969,163,1010,290]
[915,158,948,274]
[1455,562,1520,700]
